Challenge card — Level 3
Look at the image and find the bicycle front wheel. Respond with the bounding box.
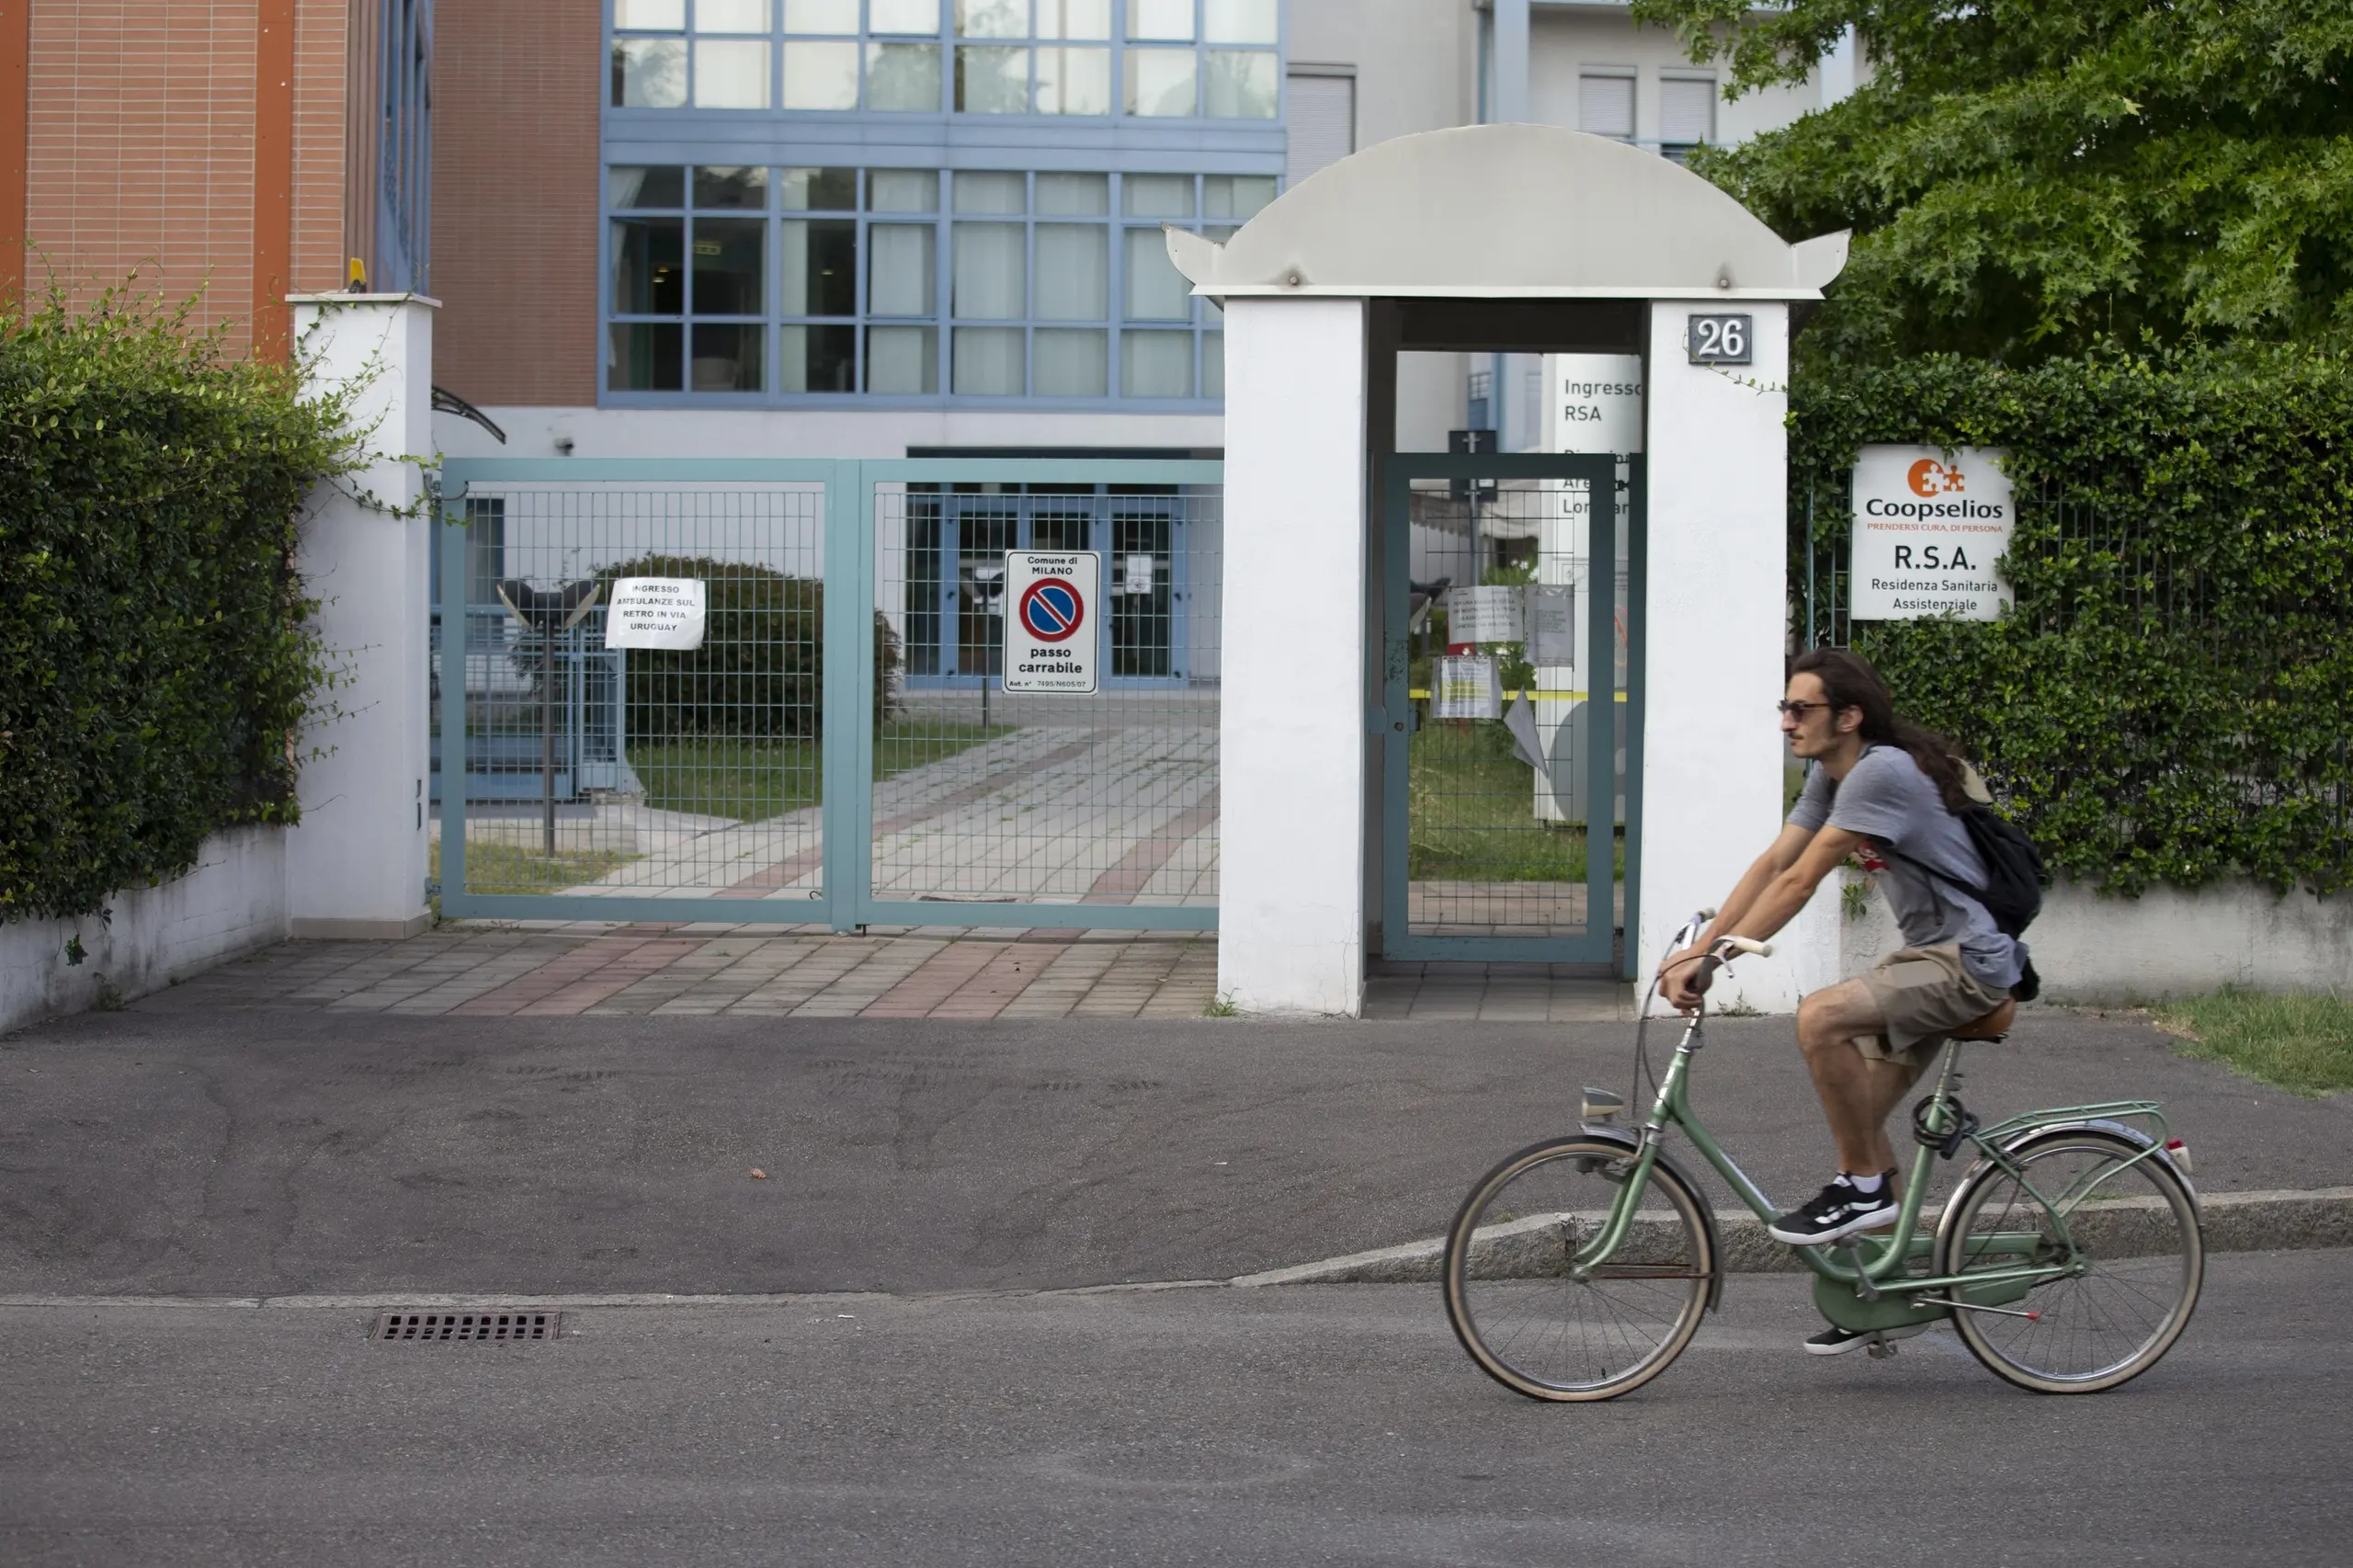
[1935,1129,2202,1393]
[1442,1135,1714,1402]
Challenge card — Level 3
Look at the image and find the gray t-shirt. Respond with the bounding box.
[1788,744,2025,990]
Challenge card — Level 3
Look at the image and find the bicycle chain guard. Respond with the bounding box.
[1911,1093,1980,1158]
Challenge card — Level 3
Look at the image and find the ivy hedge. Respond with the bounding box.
[1792,346,2353,896]
[1,290,358,924]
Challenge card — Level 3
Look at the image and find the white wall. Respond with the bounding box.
[1528,9,1819,153]
[1795,873,2353,1009]
[1287,0,1474,153]
[1637,302,1794,1000]
[1217,296,1369,1015]
[285,296,436,939]
[0,828,288,1035]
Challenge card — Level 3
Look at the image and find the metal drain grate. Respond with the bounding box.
[371,1311,563,1342]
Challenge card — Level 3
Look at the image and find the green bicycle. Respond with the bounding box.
[1442,910,2204,1401]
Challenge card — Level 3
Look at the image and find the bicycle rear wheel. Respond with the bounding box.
[1935,1129,2202,1393]
[1442,1135,1714,1402]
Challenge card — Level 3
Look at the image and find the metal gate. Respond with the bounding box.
[1379,452,1644,969]
[431,458,1221,931]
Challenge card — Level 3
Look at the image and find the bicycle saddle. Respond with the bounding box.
[1949,999,2018,1040]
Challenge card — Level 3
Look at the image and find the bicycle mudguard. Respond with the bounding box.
[1576,1124,1726,1312]
[1972,1113,2196,1203]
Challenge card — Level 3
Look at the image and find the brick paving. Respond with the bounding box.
[127,925,1632,1022]
[135,924,1222,1021]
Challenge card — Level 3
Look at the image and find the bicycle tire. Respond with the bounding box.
[1442,1134,1714,1403]
[1934,1128,2202,1394]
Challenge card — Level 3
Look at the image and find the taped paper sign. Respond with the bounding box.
[604,578,707,651]
[1525,584,1575,666]
[1447,585,1523,645]
[1433,654,1502,721]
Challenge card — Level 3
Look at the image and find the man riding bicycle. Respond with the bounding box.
[1658,648,2029,1352]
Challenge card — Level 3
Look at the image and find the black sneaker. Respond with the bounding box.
[1768,1176,1899,1245]
[1803,1322,1931,1357]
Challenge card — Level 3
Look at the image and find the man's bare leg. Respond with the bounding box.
[1794,980,1929,1175]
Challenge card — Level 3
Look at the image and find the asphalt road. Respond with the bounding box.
[5,1250,2349,1567]
[5,1009,2347,1297]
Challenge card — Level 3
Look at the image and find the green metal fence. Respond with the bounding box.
[433,459,1221,931]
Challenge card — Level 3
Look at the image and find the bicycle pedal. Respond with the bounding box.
[1866,1339,1899,1360]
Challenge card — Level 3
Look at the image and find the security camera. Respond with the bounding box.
[554,434,575,456]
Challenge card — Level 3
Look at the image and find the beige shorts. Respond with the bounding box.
[1857,944,2014,1065]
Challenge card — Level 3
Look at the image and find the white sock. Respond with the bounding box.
[1842,1171,1885,1196]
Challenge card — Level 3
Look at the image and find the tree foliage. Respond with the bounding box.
[1632,1,2353,363]
[0,285,358,923]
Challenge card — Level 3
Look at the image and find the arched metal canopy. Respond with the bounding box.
[1166,122,1847,301]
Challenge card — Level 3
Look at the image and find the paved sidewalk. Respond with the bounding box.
[127,927,1640,1021]
[138,926,1221,1020]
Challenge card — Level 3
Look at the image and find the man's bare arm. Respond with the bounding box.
[1725,825,1866,945]
[1699,823,1818,945]
[1659,824,1864,1009]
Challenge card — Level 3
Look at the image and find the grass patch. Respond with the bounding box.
[430,841,642,896]
[2150,988,2353,1096]
[1407,721,1624,883]
[631,721,1013,822]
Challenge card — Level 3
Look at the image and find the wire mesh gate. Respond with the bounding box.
[1380,452,1643,968]
[432,459,1221,931]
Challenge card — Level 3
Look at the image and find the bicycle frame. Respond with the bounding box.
[1573,960,2179,1308]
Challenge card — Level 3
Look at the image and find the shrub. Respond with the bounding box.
[588,553,901,738]
[1794,345,2353,896]
[1,285,358,923]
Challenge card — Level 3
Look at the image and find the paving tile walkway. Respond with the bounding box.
[138,925,1220,1021]
[130,927,1636,1022]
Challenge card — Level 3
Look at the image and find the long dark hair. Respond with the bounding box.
[1790,648,1972,813]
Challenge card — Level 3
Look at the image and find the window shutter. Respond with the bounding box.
[1660,78,1716,145]
[1578,74,1634,140]
[1285,74,1354,185]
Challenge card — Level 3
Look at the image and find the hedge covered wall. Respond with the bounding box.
[1793,346,2353,897]
[1,290,358,923]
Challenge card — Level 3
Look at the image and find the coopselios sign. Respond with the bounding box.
[1849,446,2016,621]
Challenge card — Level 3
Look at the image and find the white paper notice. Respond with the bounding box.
[1447,585,1524,645]
[1120,553,1155,596]
[1524,584,1575,666]
[1433,654,1502,721]
[1849,446,2016,621]
[604,577,708,651]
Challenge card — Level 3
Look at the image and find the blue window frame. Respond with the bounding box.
[602,165,1275,403]
[601,0,1285,408]
[904,486,1190,686]
[376,0,434,293]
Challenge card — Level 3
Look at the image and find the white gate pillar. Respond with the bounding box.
[1637,301,1799,1008]
[1216,296,1370,1015]
[282,295,438,938]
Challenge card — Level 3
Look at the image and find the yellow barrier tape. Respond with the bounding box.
[1408,689,1629,702]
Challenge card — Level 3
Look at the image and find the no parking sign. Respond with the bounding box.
[1003,551,1100,693]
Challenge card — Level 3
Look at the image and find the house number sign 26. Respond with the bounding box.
[1686,313,1753,366]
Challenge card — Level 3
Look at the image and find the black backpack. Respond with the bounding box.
[1878,803,2048,1001]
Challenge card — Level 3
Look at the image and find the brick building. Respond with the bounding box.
[0,0,430,357]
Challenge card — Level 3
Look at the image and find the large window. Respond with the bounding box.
[606,164,1277,400]
[610,0,1279,118]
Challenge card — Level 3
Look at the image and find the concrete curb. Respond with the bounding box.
[1228,1187,2353,1287]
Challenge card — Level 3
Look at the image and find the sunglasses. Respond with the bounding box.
[1776,699,1833,718]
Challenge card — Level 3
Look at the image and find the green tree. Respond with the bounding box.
[1631,1,2353,364]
